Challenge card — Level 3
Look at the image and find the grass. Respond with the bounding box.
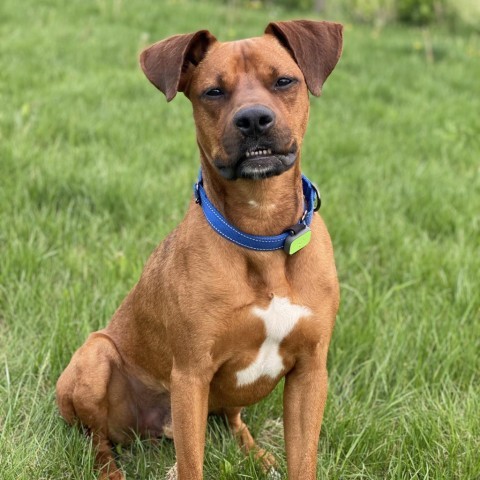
[1,0,479,479]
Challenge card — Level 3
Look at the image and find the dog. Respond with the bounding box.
[56,19,343,480]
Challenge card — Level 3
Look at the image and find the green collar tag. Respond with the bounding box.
[283,224,312,255]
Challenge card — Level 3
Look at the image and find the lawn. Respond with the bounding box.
[0,0,479,479]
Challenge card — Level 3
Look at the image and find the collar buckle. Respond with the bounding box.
[194,183,201,204]
[312,182,321,212]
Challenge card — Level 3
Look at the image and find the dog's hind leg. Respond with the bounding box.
[56,332,129,480]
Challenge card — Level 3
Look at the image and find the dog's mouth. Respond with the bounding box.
[216,143,298,180]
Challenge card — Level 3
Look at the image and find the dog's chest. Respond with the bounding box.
[235,296,312,387]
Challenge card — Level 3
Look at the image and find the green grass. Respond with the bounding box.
[1,0,479,479]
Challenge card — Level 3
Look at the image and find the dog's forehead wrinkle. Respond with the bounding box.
[241,42,251,73]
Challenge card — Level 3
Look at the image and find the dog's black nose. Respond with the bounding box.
[233,105,275,137]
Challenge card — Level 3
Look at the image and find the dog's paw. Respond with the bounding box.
[165,462,178,480]
[255,447,277,472]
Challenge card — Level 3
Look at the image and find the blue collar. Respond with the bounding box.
[193,170,320,254]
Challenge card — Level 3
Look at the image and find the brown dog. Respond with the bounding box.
[56,20,343,480]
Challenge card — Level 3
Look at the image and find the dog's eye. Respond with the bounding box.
[204,88,224,98]
[275,77,294,89]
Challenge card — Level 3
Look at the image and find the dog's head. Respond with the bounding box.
[140,20,343,180]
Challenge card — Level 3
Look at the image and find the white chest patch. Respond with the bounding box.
[236,296,312,387]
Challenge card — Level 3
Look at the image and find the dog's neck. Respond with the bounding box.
[199,154,305,237]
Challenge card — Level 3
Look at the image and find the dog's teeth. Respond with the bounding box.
[268,149,272,154]
[246,152,250,157]
[263,150,267,155]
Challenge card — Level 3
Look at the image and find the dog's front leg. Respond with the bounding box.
[283,347,329,480]
[170,367,210,480]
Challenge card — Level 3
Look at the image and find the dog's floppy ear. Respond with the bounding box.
[140,30,216,101]
[265,20,343,96]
